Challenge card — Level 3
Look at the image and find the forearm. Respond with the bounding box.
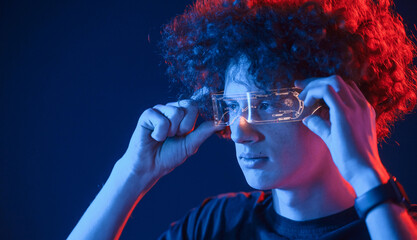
[352,168,417,239]
[366,202,417,240]
[68,159,158,240]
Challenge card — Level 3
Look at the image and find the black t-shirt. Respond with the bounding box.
[158,191,374,239]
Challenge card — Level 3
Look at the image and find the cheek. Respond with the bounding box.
[266,123,322,165]
[266,123,301,148]
[279,123,330,171]
[236,123,331,189]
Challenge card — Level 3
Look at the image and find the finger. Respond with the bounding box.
[153,104,185,137]
[183,121,225,157]
[302,84,345,118]
[294,77,320,89]
[299,75,358,108]
[138,108,170,142]
[167,100,199,136]
[347,81,368,104]
[302,115,331,141]
[298,76,342,101]
[348,81,377,117]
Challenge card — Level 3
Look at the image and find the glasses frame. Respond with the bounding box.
[211,87,323,126]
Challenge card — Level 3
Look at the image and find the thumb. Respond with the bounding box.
[302,115,330,142]
[184,121,225,157]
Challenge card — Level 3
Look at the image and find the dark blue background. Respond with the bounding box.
[1,1,416,239]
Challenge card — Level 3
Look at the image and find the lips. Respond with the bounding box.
[239,156,268,162]
[239,154,268,159]
[238,154,268,168]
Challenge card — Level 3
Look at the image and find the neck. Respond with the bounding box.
[271,162,356,221]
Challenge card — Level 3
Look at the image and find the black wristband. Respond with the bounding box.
[354,176,411,219]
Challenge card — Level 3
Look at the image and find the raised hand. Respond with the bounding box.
[295,75,389,195]
[120,100,224,181]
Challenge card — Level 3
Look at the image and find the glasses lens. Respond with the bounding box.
[211,88,322,125]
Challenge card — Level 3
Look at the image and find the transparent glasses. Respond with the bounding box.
[211,87,322,126]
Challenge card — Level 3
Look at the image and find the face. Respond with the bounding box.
[224,56,331,190]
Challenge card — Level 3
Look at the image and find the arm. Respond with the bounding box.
[296,75,417,239]
[365,196,417,239]
[67,159,156,240]
[68,100,223,240]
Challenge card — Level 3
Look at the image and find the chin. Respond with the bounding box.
[242,169,281,190]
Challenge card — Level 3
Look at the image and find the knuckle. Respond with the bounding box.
[322,85,336,100]
[166,101,179,107]
[333,75,343,82]
[143,108,154,115]
[328,75,342,90]
[139,108,155,122]
[157,116,170,129]
[324,84,333,93]
[153,104,164,109]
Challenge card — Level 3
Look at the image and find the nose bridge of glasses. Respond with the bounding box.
[227,94,261,125]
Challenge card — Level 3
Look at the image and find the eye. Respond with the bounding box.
[259,102,270,110]
[225,102,239,111]
[258,100,286,111]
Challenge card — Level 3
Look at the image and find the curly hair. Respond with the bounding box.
[159,0,417,141]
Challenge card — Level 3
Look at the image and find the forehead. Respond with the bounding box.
[224,56,261,96]
[224,55,286,96]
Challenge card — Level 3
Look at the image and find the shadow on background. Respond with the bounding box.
[0,0,416,239]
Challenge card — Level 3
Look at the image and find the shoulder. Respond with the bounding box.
[158,191,272,239]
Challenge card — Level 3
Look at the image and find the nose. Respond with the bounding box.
[230,117,263,144]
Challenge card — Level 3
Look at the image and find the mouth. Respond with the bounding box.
[239,153,268,159]
[238,155,268,168]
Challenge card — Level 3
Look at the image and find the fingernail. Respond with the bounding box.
[302,116,309,125]
[298,92,305,101]
[302,118,307,125]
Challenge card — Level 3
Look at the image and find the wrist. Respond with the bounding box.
[349,165,390,196]
[113,158,160,193]
[354,176,412,219]
[118,152,164,177]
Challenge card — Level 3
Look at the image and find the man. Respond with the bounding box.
[69,0,417,239]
